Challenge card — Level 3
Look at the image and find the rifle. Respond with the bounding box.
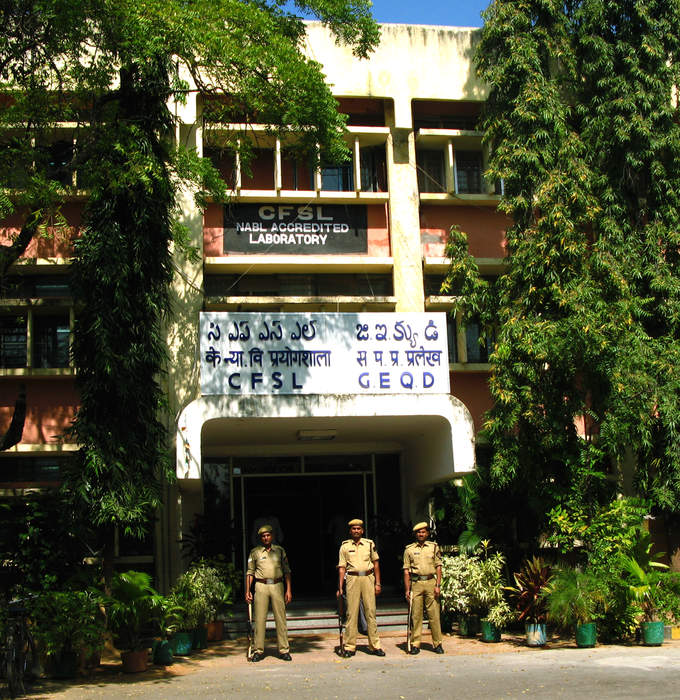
[406,590,413,653]
[246,600,254,661]
[337,591,345,655]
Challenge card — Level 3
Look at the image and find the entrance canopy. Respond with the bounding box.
[176,393,475,489]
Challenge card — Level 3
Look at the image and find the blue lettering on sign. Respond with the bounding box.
[229,373,241,389]
[379,372,390,389]
[358,372,369,389]
[400,372,414,389]
[208,322,221,341]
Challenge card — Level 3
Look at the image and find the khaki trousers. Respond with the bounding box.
[344,573,381,651]
[411,578,442,648]
[253,581,289,654]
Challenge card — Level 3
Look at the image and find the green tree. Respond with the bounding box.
[1,1,378,553]
[447,0,680,537]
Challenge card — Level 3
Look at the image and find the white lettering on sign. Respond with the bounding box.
[200,312,450,396]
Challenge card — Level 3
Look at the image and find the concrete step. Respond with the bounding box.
[226,598,429,635]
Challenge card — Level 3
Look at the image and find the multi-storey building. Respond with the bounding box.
[0,22,507,592]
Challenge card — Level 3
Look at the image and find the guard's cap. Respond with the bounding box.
[348,518,364,527]
[413,522,429,532]
[258,524,273,535]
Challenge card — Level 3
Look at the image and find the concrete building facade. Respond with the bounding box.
[0,22,507,593]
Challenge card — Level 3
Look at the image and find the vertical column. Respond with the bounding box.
[354,136,361,193]
[275,137,282,192]
[445,140,455,194]
[385,99,424,312]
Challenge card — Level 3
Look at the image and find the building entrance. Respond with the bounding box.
[202,453,402,598]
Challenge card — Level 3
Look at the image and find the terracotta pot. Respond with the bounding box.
[121,649,149,673]
[206,621,224,642]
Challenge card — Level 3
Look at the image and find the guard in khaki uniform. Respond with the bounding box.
[336,518,385,657]
[403,522,444,654]
[245,524,292,662]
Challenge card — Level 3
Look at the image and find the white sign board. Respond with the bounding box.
[200,312,450,396]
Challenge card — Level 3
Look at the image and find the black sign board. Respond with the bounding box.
[223,203,368,254]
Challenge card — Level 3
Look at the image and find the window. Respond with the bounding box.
[0,316,26,368]
[446,315,458,363]
[33,314,70,368]
[321,163,354,191]
[1,276,71,299]
[204,145,238,189]
[359,146,387,192]
[455,151,483,194]
[44,140,74,187]
[417,149,446,193]
[0,456,66,483]
[465,319,494,363]
[204,274,393,297]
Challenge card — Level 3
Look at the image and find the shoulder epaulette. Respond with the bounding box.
[341,539,351,544]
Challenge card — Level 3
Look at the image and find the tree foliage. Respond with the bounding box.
[450,0,680,526]
[1,1,378,537]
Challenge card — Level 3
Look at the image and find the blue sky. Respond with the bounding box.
[366,0,490,28]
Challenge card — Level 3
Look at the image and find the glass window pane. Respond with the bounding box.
[321,164,354,191]
[465,320,493,363]
[304,455,371,473]
[446,316,458,363]
[0,316,27,368]
[233,456,302,474]
[456,151,483,194]
[33,314,70,368]
[417,150,445,193]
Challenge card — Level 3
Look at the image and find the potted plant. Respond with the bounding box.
[466,542,515,643]
[151,594,188,666]
[170,561,231,649]
[506,557,553,647]
[30,588,106,678]
[619,550,669,646]
[190,558,237,642]
[546,568,608,648]
[107,571,164,672]
[440,552,476,636]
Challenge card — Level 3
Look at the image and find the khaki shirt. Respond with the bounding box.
[402,540,442,576]
[247,544,291,579]
[337,537,379,573]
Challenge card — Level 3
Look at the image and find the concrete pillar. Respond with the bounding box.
[385,102,424,312]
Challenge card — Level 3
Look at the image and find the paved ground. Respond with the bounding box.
[23,632,680,699]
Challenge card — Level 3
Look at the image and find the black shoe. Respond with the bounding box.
[409,647,420,655]
[341,649,355,658]
[251,652,264,662]
[279,652,292,661]
[373,648,386,657]
[434,645,445,654]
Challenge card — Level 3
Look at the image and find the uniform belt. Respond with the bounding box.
[255,577,283,584]
[410,574,435,581]
[347,569,374,577]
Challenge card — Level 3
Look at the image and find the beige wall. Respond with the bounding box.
[303,22,485,128]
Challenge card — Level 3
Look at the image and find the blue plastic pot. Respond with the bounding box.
[525,623,547,647]
[170,631,193,656]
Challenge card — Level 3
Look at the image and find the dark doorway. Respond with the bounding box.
[243,474,365,597]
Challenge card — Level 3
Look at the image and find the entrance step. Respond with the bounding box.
[225,597,429,636]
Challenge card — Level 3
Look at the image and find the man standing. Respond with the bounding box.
[336,518,385,657]
[403,522,444,654]
[245,524,292,662]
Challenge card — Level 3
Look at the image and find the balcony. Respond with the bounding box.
[203,124,390,204]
